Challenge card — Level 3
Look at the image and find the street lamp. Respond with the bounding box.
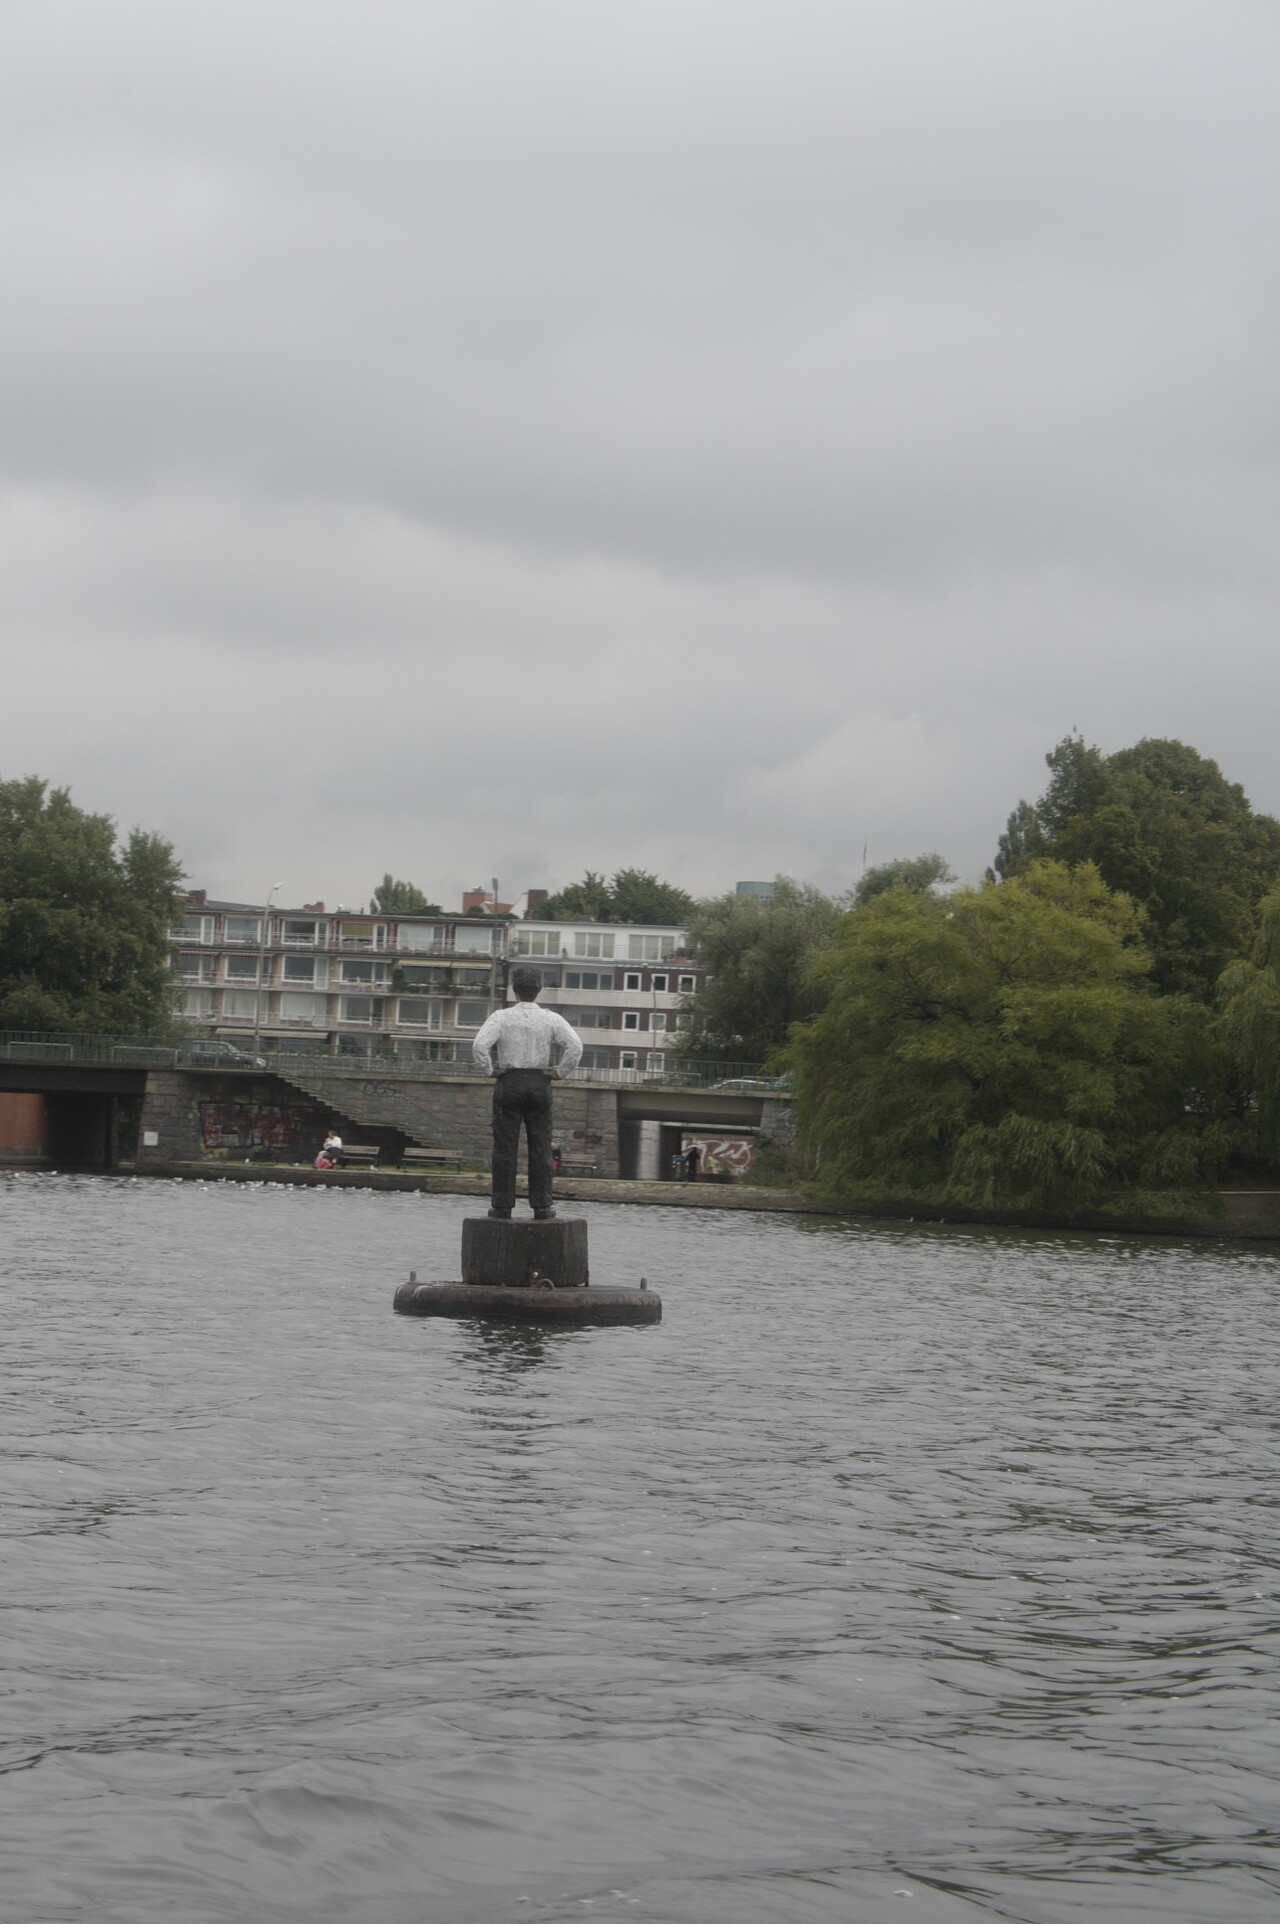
[252,882,283,1063]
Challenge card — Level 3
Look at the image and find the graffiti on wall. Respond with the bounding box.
[199,1100,315,1152]
[683,1134,756,1175]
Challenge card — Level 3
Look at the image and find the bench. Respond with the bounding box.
[335,1143,380,1165]
[402,1147,464,1171]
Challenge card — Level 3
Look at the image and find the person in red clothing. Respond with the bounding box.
[315,1126,343,1170]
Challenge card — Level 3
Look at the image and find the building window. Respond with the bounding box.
[454,926,493,956]
[624,972,641,991]
[627,934,676,962]
[180,955,213,982]
[183,988,213,1017]
[511,930,558,957]
[678,974,695,992]
[573,932,615,960]
[622,1011,640,1031]
[341,959,386,984]
[397,998,442,1029]
[283,919,321,946]
[279,992,325,1025]
[620,1051,638,1071]
[395,923,445,953]
[339,919,382,951]
[225,955,259,980]
[652,973,668,992]
[341,996,375,1023]
[647,1052,666,1073]
[178,914,214,944]
[564,970,610,991]
[456,1000,491,1027]
[650,1011,667,1032]
[675,1012,692,1029]
[283,956,316,983]
[224,915,262,946]
[220,989,258,1019]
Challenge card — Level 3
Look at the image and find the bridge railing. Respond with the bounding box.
[0,1031,784,1093]
[0,1032,181,1068]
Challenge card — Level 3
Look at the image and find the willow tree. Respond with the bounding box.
[792,862,1216,1211]
[1218,883,1280,1164]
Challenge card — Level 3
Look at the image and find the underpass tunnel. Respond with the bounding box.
[44,1092,119,1169]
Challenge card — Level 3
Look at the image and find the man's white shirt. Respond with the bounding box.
[472,1002,584,1077]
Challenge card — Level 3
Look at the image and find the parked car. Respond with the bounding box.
[178,1039,268,1069]
[711,1075,791,1092]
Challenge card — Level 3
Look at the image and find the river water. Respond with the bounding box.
[2,1174,1278,1924]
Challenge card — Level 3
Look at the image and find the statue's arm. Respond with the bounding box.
[472,1011,502,1074]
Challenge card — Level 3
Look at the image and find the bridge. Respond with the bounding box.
[0,1033,794,1176]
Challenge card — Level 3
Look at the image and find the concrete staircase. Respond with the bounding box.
[272,1060,434,1147]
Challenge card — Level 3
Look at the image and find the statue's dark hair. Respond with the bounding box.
[510,966,541,1001]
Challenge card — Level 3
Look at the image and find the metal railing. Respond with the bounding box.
[0,1031,782,1093]
[171,928,502,958]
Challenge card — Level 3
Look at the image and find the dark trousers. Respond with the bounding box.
[491,1070,554,1213]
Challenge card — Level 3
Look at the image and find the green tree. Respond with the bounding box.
[0,776,185,1033]
[540,870,612,922]
[1217,882,1280,1163]
[792,862,1218,1211]
[540,868,694,924]
[679,877,842,1064]
[371,875,441,914]
[605,867,695,925]
[995,736,1280,1000]
[853,851,954,908]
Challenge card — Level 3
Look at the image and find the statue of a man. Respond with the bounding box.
[472,967,583,1220]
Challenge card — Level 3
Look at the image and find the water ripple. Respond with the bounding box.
[2,1173,1279,1921]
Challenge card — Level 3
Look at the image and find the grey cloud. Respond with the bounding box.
[0,0,1277,909]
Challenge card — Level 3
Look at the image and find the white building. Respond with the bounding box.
[506,919,699,1077]
[171,895,505,1059]
[171,897,702,1072]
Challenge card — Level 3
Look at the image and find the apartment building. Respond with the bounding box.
[172,894,506,1059]
[506,918,698,1078]
[171,896,701,1071]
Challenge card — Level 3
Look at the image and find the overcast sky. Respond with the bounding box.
[1,0,1276,912]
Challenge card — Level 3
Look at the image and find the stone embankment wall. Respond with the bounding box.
[1217,1190,1280,1237]
[136,1072,330,1165]
[758,1095,796,1148]
[134,1070,621,1176]
[273,1066,621,1173]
